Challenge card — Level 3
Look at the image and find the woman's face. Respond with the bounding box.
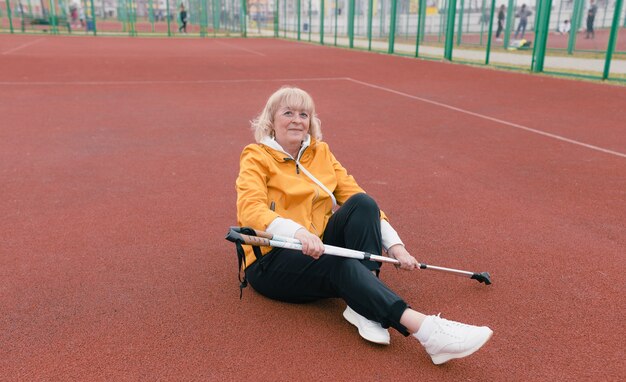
[272,105,310,151]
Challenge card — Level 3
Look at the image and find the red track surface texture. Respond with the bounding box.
[1,35,625,381]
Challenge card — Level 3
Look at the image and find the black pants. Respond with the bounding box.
[586,17,595,37]
[496,21,503,38]
[515,20,527,38]
[246,193,410,336]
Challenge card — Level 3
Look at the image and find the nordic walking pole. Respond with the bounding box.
[226,227,399,264]
[226,227,492,285]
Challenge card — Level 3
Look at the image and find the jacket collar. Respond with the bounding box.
[260,134,312,162]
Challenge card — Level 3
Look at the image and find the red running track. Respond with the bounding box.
[1,35,625,381]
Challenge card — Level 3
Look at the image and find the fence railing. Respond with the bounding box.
[1,0,625,82]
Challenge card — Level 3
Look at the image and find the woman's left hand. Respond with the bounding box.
[387,244,420,270]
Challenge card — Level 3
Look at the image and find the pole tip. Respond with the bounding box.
[471,272,492,285]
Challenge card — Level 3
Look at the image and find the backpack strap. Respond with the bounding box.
[233,227,263,299]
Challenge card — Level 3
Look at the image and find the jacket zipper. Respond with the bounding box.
[284,158,300,174]
[294,145,308,174]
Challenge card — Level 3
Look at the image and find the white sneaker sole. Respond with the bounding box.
[343,307,390,345]
[430,329,493,365]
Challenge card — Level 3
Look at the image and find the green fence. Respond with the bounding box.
[2,0,625,82]
[0,0,247,36]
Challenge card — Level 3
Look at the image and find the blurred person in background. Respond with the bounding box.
[78,6,85,28]
[586,0,598,39]
[514,4,532,39]
[178,4,188,33]
[495,4,506,41]
[70,3,79,27]
[557,19,570,35]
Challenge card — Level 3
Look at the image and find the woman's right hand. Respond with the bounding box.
[294,228,325,259]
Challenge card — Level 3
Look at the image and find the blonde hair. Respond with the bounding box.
[251,86,322,143]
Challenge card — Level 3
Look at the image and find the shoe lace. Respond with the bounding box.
[433,314,472,339]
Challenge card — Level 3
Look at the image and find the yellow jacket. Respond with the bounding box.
[236,137,389,267]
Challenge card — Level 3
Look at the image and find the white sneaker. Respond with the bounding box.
[416,314,493,365]
[343,306,390,345]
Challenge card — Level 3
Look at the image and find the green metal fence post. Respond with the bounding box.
[444,0,457,60]
[89,0,97,35]
[211,0,215,34]
[415,0,426,57]
[504,0,514,49]
[530,1,541,70]
[531,0,551,73]
[418,0,426,42]
[133,0,138,35]
[568,0,584,54]
[22,4,28,33]
[319,0,324,44]
[124,0,129,35]
[388,0,398,53]
[297,0,301,40]
[131,0,137,36]
[5,0,14,33]
[275,0,279,37]
[240,0,247,37]
[348,0,355,48]
[205,0,210,37]
[149,0,155,32]
[367,0,373,50]
[58,0,69,31]
[603,0,624,80]
[120,1,126,33]
[200,0,207,37]
[124,0,130,35]
[48,0,58,34]
[213,0,220,36]
[166,0,171,36]
[456,0,464,46]
[485,0,496,64]
[52,0,58,34]
[134,0,139,36]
